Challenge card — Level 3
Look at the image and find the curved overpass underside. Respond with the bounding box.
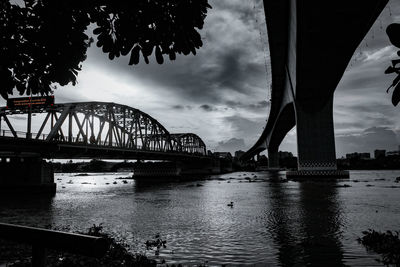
[242,0,388,176]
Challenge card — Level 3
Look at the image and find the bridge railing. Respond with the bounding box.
[0,130,205,156]
[0,222,108,267]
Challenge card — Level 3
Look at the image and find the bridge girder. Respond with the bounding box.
[170,133,207,156]
[0,102,207,158]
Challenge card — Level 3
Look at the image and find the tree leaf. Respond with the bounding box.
[155,46,163,64]
[128,46,140,65]
[169,51,176,61]
[392,82,400,106]
[387,23,400,48]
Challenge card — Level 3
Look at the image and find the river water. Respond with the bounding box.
[1,170,400,266]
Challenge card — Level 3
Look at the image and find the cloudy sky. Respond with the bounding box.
[2,0,400,157]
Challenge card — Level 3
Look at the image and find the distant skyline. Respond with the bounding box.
[1,0,400,157]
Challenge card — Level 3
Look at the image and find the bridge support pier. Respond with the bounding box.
[268,149,280,170]
[287,99,349,179]
[0,156,56,194]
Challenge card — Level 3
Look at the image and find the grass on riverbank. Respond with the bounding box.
[358,229,400,266]
[0,224,157,267]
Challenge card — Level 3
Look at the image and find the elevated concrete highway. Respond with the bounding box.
[242,0,388,177]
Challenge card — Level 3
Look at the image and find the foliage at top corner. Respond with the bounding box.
[385,23,400,106]
[0,0,212,99]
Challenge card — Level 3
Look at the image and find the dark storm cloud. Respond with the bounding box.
[223,115,265,147]
[171,105,184,110]
[84,45,267,105]
[215,138,246,154]
[248,100,269,109]
[78,0,269,106]
[199,104,217,112]
[225,100,269,110]
[336,127,399,156]
[335,102,396,129]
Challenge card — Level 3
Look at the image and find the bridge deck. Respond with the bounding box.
[0,136,208,160]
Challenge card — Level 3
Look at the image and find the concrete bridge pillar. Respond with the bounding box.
[268,149,279,170]
[296,98,336,171]
[0,156,56,193]
[287,98,349,178]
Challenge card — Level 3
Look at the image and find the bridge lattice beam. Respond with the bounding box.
[0,102,207,157]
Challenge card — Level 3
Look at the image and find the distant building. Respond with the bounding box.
[387,150,400,156]
[346,153,357,159]
[278,151,293,159]
[346,152,370,159]
[374,149,386,159]
[359,153,370,159]
[387,145,400,156]
[234,150,245,159]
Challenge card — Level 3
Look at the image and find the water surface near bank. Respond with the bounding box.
[1,170,400,266]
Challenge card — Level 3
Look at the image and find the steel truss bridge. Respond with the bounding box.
[0,101,207,160]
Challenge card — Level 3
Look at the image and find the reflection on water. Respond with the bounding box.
[266,178,347,266]
[267,173,304,266]
[298,182,345,266]
[0,194,54,227]
[0,171,400,265]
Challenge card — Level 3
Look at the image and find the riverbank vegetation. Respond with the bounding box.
[0,224,157,266]
[359,229,400,266]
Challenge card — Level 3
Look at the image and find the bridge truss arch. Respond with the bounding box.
[0,101,207,157]
[170,133,207,156]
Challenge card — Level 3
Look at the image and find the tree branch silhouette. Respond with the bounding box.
[385,23,400,106]
[0,0,211,99]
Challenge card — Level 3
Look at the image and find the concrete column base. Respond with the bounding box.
[296,98,340,177]
[0,157,56,194]
[286,170,349,179]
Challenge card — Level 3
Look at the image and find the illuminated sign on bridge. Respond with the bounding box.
[6,96,54,110]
